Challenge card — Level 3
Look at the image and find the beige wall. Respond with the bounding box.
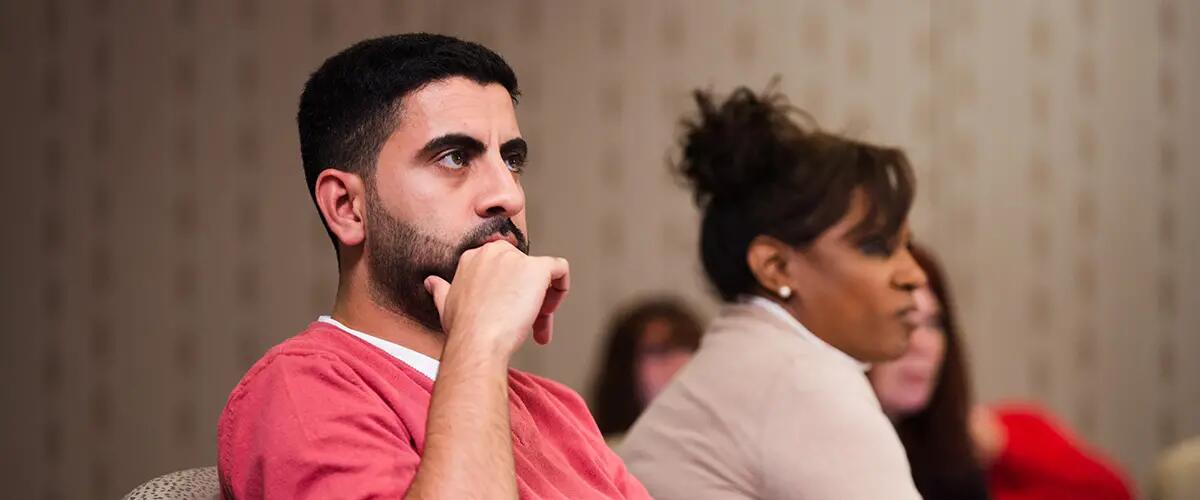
[1,1,1196,498]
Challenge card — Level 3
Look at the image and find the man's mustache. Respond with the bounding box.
[456,217,529,255]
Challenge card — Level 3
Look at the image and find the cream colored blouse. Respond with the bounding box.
[619,298,922,500]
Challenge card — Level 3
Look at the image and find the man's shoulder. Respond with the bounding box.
[508,369,598,420]
[224,324,351,398]
[221,322,410,420]
[236,323,352,380]
[271,321,353,354]
[508,368,580,401]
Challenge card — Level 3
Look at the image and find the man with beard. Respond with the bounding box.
[217,34,651,499]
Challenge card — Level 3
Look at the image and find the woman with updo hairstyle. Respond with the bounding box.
[620,85,928,499]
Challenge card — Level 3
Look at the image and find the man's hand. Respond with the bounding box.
[424,240,570,358]
[406,241,569,499]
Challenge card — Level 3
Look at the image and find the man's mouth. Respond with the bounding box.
[457,217,529,255]
[481,232,519,248]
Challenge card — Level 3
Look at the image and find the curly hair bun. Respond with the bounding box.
[676,86,812,207]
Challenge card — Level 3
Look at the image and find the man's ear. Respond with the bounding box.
[314,169,367,248]
[746,235,794,294]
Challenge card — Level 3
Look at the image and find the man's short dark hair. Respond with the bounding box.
[297,33,520,251]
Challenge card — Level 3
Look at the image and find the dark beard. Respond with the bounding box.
[364,189,529,333]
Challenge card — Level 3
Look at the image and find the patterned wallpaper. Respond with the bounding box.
[0,1,1195,498]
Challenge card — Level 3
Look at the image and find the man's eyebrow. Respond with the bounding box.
[500,137,527,156]
[416,133,486,160]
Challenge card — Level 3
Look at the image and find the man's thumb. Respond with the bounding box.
[424,276,451,316]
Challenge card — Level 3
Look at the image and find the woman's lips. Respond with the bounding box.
[897,310,919,330]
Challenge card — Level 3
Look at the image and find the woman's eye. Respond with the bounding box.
[859,236,893,257]
[436,151,468,170]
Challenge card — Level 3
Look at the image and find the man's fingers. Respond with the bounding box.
[530,257,568,346]
[539,286,567,317]
[545,257,570,289]
[427,252,565,349]
[532,313,553,345]
[537,256,570,315]
[424,275,452,318]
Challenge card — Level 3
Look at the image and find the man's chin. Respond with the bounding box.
[397,303,445,335]
[367,282,446,334]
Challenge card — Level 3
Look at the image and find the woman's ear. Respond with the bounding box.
[746,235,794,296]
[314,169,367,248]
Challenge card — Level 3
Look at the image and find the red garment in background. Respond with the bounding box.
[218,322,650,499]
[988,403,1132,500]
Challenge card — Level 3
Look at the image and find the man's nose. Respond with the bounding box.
[473,154,525,218]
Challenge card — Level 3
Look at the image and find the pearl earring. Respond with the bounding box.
[778,286,792,300]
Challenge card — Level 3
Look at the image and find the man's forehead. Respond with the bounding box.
[394,77,519,142]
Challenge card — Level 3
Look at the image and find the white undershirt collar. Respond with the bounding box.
[318,315,440,380]
[742,295,871,371]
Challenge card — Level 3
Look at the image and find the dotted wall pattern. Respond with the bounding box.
[0,1,1196,498]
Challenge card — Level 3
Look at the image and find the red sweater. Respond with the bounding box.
[989,404,1132,500]
[218,322,650,499]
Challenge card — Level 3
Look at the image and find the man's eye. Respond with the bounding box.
[436,151,468,170]
[505,154,526,173]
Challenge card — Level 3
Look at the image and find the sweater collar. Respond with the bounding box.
[736,295,872,372]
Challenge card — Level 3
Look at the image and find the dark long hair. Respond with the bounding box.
[590,298,703,436]
[895,243,988,499]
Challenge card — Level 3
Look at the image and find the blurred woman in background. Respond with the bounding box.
[869,243,1132,500]
[620,84,927,499]
[590,297,704,441]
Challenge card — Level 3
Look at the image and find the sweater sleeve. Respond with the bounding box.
[988,404,1132,500]
[218,352,422,500]
[759,360,922,500]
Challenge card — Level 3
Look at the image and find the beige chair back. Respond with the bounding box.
[123,466,220,500]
